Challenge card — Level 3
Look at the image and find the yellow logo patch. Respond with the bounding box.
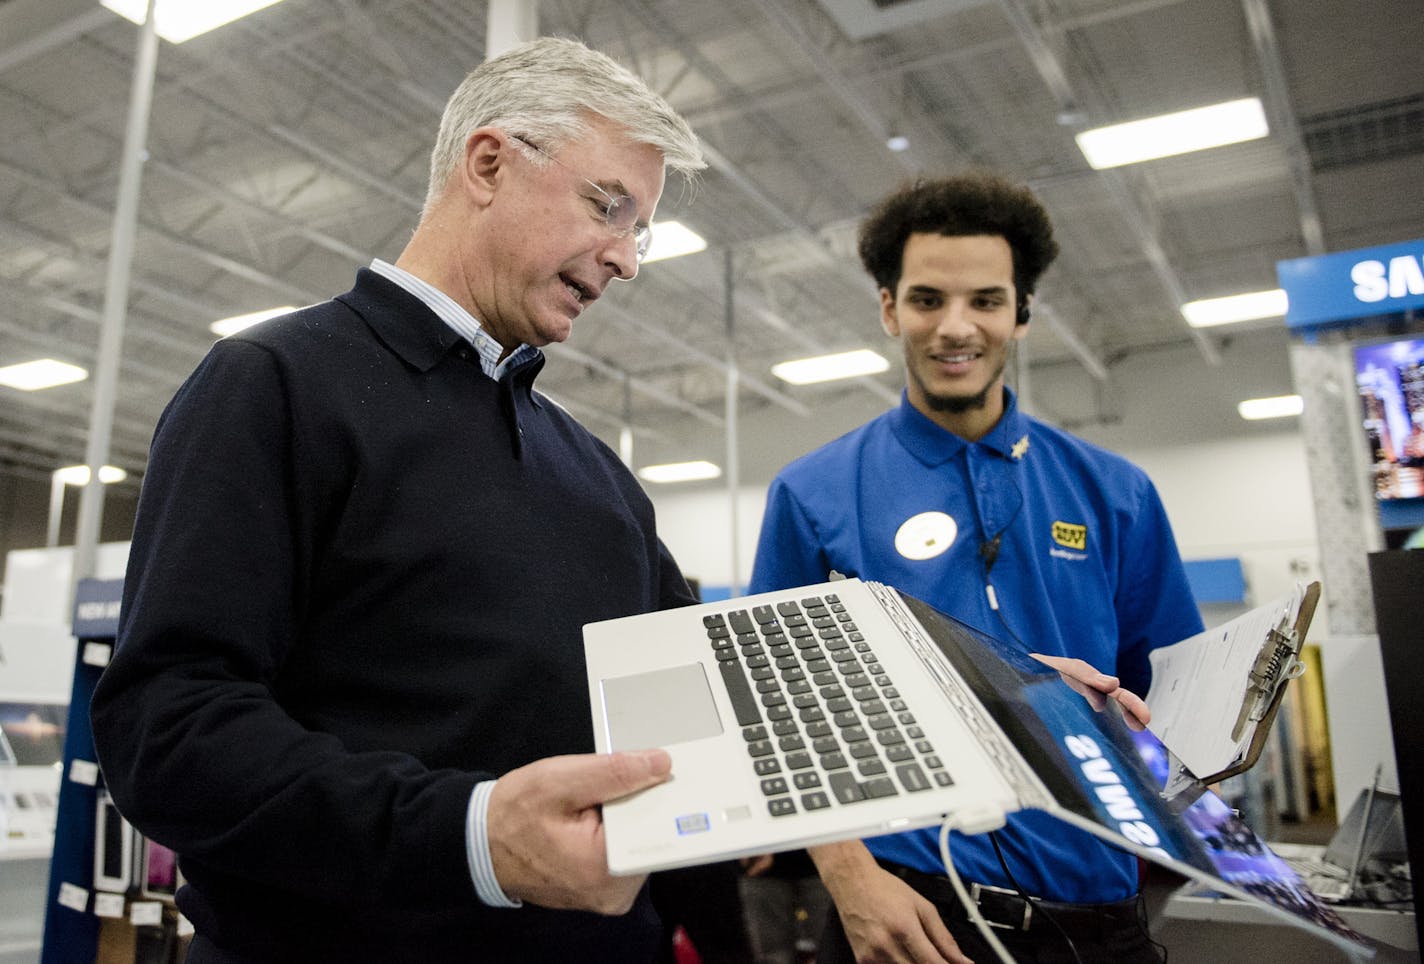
[1052,521,1087,551]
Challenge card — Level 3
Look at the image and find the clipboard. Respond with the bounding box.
[1145,581,1321,801]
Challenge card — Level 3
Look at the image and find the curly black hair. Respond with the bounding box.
[857,172,1060,301]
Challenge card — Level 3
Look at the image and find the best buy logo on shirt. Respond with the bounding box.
[1052,521,1087,551]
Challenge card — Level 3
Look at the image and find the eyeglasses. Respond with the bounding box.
[510,135,652,263]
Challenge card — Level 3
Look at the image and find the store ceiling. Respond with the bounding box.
[1,0,1421,493]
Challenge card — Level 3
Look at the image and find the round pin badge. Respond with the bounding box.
[894,511,958,560]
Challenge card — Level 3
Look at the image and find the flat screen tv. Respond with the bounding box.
[1354,335,1424,500]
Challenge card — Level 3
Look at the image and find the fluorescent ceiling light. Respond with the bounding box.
[643,220,708,264]
[1238,394,1303,420]
[771,349,890,386]
[101,0,285,43]
[1182,289,1288,328]
[211,306,295,337]
[0,358,88,391]
[1075,98,1268,169]
[55,464,127,486]
[637,460,722,484]
[885,135,910,153]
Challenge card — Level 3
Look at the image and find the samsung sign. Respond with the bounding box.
[1277,238,1424,330]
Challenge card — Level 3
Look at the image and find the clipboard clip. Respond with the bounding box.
[1230,612,1306,742]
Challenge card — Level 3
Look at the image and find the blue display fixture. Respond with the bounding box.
[41,577,123,964]
[1277,238,1424,330]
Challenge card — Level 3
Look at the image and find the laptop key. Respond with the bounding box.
[754,758,781,776]
[863,777,898,799]
[829,771,865,804]
[719,659,762,725]
[895,763,931,792]
[747,740,774,757]
[785,752,814,770]
[761,777,789,796]
[802,791,831,811]
[794,772,822,789]
[768,797,797,817]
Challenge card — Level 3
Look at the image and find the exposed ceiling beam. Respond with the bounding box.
[994,0,1222,366]
[1240,0,1326,255]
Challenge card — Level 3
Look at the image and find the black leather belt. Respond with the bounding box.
[882,861,1143,936]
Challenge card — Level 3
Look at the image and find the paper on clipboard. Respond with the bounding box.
[1146,582,1319,783]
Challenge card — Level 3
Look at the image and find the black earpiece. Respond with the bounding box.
[1016,297,1031,326]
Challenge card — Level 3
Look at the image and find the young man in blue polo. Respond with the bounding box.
[750,173,1202,963]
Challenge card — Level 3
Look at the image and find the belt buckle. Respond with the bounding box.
[969,882,1033,931]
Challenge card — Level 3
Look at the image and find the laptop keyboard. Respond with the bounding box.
[704,591,954,819]
[1282,857,1353,901]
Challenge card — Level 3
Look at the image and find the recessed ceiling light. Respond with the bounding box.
[885,135,910,152]
[1182,289,1288,328]
[100,0,286,43]
[771,349,890,385]
[211,306,296,337]
[642,221,708,264]
[636,460,722,484]
[0,359,89,391]
[1076,98,1268,169]
[1238,395,1303,420]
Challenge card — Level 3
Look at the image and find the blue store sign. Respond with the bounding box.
[1277,238,1424,329]
[72,577,124,639]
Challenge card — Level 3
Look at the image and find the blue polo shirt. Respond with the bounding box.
[749,389,1202,902]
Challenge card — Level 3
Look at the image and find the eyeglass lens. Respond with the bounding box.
[513,135,652,262]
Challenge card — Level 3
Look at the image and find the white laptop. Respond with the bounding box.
[1284,772,1406,903]
[585,578,1375,959]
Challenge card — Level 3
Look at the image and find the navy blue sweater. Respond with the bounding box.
[91,270,695,961]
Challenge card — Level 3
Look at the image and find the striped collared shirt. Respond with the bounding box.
[369,259,540,379]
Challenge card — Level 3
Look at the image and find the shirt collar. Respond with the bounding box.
[368,259,541,380]
[888,386,1029,465]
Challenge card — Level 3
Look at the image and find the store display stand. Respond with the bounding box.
[40,578,183,964]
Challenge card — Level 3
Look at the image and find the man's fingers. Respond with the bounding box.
[1114,688,1151,730]
[531,749,672,810]
[917,898,974,963]
[1029,652,1118,691]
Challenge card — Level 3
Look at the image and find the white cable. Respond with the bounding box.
[938,819,1019,964]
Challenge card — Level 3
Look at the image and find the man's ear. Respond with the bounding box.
[460,128,507,207]
[879,287,900,337]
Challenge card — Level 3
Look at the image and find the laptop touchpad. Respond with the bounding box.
[601,663,724,751]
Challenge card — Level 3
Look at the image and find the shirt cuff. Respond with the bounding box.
[466,780,523,908]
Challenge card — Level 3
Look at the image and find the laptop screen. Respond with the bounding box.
[1326,784,1407,870]
[898,591,1372,953]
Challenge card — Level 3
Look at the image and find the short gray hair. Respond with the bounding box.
[423,36,705,217]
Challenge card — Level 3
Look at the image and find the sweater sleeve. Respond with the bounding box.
[90,340,479,911]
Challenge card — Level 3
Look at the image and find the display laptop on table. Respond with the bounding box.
[585,578,1375,959]
[1283,771,1406,903]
